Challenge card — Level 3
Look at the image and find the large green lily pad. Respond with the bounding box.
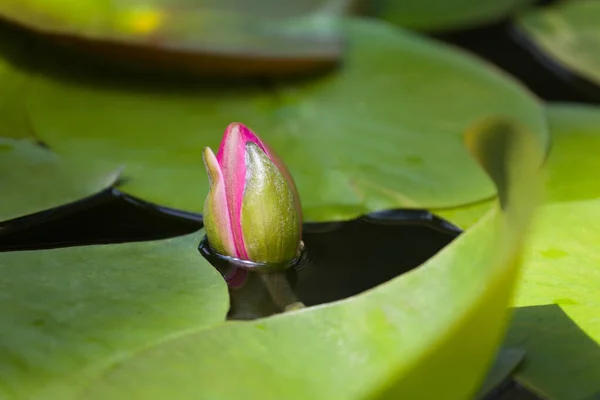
[370,0,537,31]
[433,199,496,230]
[0,118,543,399]
[515,0,600,87]
[505,104,600,400]
[0,138,119,222]
[26,19,546,222]
[0,231,228,399]
[0,0,356,76]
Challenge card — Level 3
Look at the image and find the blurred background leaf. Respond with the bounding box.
[368,0,537,32]
[0,138,119,222]
[0,0,362,76]
[21,19,547,222]
[0,48,30,138]
[515,0,600,91]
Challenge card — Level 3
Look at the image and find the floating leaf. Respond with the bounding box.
[515,0,600,88]
[0,138,120,223]
[0,0,358,76]
[433,199,496,230]
[0,118,538,399]
[0,231,228,399]
[370,0,537,31]
[0,32,33,139]
[26,19,547,221]
[506,104,600,400]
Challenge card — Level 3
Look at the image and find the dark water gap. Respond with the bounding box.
[432,12,600,104]
[484,380,547,400]
[0,188,202,251]
[0,188,460,308]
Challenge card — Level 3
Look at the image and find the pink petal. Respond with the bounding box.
[217,123,259,259]
[202,147,237,257]
[217,123,303,256]
[216,123,269,258]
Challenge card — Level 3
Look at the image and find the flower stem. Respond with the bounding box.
[259,272,305,312]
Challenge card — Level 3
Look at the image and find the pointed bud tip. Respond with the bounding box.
[220,122,266,159]
[202,147,220,183]
[201,146,212,163]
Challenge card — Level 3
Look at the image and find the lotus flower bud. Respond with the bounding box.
[202,123,302,265]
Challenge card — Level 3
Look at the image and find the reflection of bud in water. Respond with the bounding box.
[202,122,302,286]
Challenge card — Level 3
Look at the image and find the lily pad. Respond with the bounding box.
[0,118,541,399]
[0,0,356,76]
[0,138,120,223]
[433,199,496,230]
[370,0,537,31]
[0,65,29,138]
[515,0,600,87]
[0,33,34,139]
[26,19,547,222]
[0,231,228,399]
[505,104,600,400]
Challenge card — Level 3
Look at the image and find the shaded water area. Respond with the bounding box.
[298,210,460,305]
[0,188,460,307]
[435,20,600,104]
